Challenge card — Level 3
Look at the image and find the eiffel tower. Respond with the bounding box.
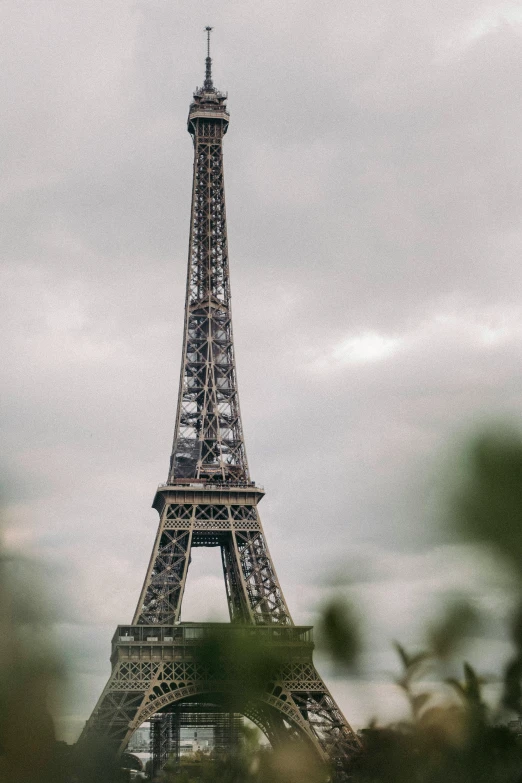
[80,28,360,771]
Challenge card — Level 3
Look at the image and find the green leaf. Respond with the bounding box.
[318,597,361,669]
[411,692,431,716]
[427,598,479,659]
[393,642,430,680]
[463,662,481,702]
[451,429,522,576]
[502,656,522,713]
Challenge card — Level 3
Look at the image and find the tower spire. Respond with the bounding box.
[204,25,213,90]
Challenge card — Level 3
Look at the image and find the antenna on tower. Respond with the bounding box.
[204,25,214,90]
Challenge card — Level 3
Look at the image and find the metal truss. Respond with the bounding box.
[132,491,292,626]
[80,625,361,765]
[169,73,247,486]
[79,41,360,775]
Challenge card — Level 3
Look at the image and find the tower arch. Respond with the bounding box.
[124,685,321,759]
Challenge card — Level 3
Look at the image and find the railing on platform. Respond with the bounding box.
[112,622,313,649]
[156,481,265,492]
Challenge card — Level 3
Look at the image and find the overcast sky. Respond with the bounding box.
[2,0,522,741]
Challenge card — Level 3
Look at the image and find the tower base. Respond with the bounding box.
[79,623,360,766]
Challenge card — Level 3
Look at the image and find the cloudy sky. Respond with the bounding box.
[2,0,522,741]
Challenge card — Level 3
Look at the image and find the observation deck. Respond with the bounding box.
[188,88,229,131]
[111,623,314,666]
[152,480,264,513]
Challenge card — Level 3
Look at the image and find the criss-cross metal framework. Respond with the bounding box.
[169,47,246,486]
[79,34,360,772]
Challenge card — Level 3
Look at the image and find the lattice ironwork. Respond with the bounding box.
[168,54,247,486]
[80,625,360,763]
[79,33,360,777]
[133,493,288,626]
[150,713,171,777]
[135,527,191,625]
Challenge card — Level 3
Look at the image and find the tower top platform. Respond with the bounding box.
[188,26,229,131]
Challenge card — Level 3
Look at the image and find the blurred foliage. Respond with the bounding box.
[193,627,289,708]
[343,427,522,782]
[348,649,522,783]
[0,548,65,783]
[503,605,522,714]
[161,724,328,783]
[0,532,128,783]
[72,736,129,783]
[452,428,522,575]
[317,596,361,671]
[426,597,480,660]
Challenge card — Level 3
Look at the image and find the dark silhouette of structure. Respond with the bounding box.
[80,28,360,771]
